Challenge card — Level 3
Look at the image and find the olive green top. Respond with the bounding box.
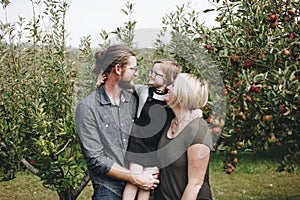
[155,117,213,200]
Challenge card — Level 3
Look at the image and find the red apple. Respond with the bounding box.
[270,21,279,29]
[282,48,291,56]
[292,75,297,81]
[279,104,287,114]
[243,59,256,68]
[237,141,243,148]
[207,116,214,124]
[269,13,277,22]
[29,159,35,166]
[204,44,212,51]
[226,167,233,174]
[233,158,238,165]
[225,162,231,168]
[230,54,239,64]
[262,115,273,123]
[254,87,261,93]
[259,53,265,59]
[288,8,295,16]
[250,86,260,93]
[287,33,295,39]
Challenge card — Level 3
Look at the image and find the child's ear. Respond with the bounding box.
[96,73,107,87]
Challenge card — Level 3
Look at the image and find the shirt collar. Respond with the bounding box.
[97,85,132,105]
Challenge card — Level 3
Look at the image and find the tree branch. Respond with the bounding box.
[55,139,72,156]
[20,158,39,174]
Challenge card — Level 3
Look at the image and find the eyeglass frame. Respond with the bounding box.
[124,65,138,73]
[149,69,164,78]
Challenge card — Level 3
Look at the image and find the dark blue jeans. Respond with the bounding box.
[92,184,121,200]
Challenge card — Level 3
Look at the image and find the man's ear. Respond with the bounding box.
[113,64,122,76]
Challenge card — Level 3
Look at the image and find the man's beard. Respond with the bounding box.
[118,79,135,90]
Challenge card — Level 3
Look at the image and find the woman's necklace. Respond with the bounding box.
[171,116,187,135]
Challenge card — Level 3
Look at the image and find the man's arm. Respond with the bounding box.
[107,163,159,190]
[75,103,114,174]
[76,102,159,190]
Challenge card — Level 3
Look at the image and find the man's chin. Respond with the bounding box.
[118,80,135,90]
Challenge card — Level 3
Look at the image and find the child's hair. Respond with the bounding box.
[152,59,182,86]
[168,73,209,110]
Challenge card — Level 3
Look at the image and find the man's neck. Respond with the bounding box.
[104,79,123,106]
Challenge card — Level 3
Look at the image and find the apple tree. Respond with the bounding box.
[155,0,299,172]
[0,0,89,199]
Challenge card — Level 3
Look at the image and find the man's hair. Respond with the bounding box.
[93,45,136,75]
[153,59,182,86]
[168,73,208,110]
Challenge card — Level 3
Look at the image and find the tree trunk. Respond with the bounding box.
[58,173,90,200]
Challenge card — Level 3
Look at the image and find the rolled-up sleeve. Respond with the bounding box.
[75,103,113,174]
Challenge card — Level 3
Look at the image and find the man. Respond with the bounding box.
[75,45,159,200]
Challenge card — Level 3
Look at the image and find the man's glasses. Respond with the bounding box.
[149,70,164,78]
[126,66,138,72]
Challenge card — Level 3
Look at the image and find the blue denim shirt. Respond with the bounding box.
[75,85,137,197]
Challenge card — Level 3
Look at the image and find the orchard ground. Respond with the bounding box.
[1,149,299,200]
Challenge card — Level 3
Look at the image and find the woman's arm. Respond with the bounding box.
[181,144,210,200]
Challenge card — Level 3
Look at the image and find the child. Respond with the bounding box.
[123,59,182,200]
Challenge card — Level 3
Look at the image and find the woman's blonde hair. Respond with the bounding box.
[168,73,208,110]
[153,59,182,86]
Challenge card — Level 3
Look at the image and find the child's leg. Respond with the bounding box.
[136,167,153,200]
[122,162,143,200]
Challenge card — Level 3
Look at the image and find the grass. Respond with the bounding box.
[0,150,299,200]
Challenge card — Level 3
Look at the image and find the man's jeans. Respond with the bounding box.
[92,184,121,200]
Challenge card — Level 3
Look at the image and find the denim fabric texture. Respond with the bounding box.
[92,184,122,200]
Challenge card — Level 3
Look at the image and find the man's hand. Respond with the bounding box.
[131,167,160,190]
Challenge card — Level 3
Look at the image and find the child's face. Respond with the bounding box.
[149,63,165,90]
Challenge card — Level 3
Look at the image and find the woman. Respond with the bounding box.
[155,73,213,200]
[123,60,181,200]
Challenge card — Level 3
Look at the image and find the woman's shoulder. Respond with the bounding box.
[189,117,209,130]
[186,117,213,149]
